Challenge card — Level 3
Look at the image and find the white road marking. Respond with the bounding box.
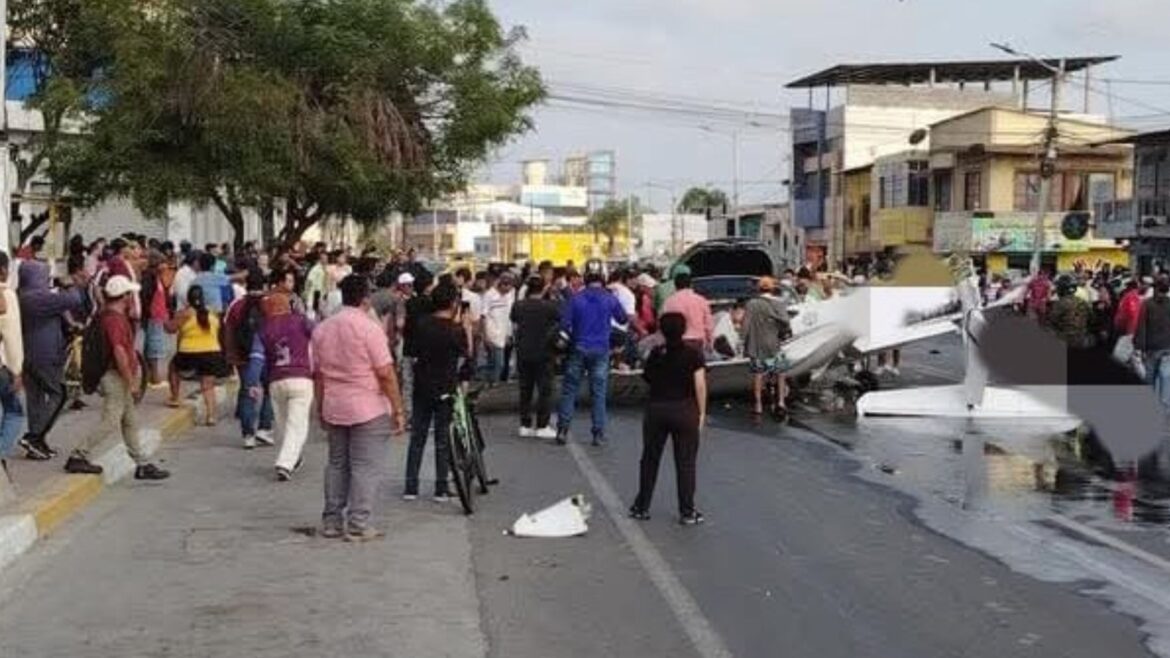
[1048,514,1170,576]
[566,441,734,658]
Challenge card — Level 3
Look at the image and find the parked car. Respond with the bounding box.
[673,238,776,307]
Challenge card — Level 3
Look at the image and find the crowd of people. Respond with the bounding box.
[9,228,1170,534]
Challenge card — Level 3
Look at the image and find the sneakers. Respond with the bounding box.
[64,455,103,475]
[591,432,607,447]
[433,491,452,503]
[679,510,705,526]
[255,429,275,447]
[320,526,345,539]
[535,426,557,440]
[344,528,385,543]
[628,506,651,521]
[554,427,568,445]
[402,492,419,501]
[518,426,535,438]
[20,437,50,461]
[242,435,256,450]
[134,463,171,481]
[275,466,292,482]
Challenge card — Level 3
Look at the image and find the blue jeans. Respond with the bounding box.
[237,385,274,437]
[557,348,609,437]
[0,370,25,458]
[1149,354,1170,412]
[485,345,508,383]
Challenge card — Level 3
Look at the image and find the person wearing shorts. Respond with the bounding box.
[165,285,229,424]
[742,277,792,417]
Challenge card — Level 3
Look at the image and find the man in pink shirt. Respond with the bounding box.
[312,275,405,542]
[662,271,714,354]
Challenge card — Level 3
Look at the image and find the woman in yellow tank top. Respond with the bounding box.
[165,285,229,423]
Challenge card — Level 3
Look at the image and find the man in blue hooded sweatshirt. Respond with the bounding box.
[555,268,627,446]
[18,260,84,460]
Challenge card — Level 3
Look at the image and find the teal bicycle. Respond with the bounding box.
[443,384,495,515]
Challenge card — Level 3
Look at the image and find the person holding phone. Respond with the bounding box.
[629,312,708,526]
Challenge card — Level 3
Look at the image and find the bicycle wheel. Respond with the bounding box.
[447,418,475,515]
[468,407,493,493]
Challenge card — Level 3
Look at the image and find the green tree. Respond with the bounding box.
[7,0,133,240]
[55,0,544,249]
[589,199,629,257]
[678,186,728,213]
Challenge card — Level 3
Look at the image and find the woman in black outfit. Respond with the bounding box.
[629,312,708,525]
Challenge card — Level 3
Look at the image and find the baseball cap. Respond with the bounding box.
[397,272,415,285]
[105,275,141,298]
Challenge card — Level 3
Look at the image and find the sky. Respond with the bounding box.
[480,0,1170,213]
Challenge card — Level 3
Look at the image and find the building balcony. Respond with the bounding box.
[874,207,933,247]
[1095,198,1170,240]
[933,210,1116,254]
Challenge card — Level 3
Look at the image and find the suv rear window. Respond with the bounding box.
[683,248,773,278]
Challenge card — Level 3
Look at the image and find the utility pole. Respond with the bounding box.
[1032,61,1064,276]
[732,129,741,217]
[431,207,438,262]
[991,43,1064,276]
[626,193,634,260]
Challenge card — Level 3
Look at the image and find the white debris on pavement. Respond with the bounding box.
[507,495,592,538]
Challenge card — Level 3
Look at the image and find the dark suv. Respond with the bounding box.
[674,238,777,306]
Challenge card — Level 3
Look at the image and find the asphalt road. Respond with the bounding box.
[1,371,1165,658]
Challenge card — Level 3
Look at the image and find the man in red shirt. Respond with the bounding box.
[64,276,170,479]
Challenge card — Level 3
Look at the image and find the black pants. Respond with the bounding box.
[634,400,700,515]
[405,390,452,496]
[24,360,67,442]
[517,359,553,429]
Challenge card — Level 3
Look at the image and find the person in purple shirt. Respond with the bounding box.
[243,291,315,481]
[555,269,627,446]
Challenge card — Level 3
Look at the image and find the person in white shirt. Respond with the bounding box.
[481,273,516,383]
[608,269,637,368]
[173,253,197,310]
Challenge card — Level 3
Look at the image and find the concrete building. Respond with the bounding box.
[638,213,706,259]
[710,203,803,272]
[785,56,1118,270]
[931,106,1132,274]
[1094,129,1170,274]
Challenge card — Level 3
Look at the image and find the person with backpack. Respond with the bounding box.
[65,276,169,479]
[165,285,229,423]
[224,269,274,449]
[18,260,85,461]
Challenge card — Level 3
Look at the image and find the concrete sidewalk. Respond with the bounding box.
[0,419,486,658]
[0,381,238,572]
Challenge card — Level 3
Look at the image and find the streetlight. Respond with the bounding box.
[991,42,1065,275]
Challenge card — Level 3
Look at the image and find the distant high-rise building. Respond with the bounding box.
[562,151,616,215]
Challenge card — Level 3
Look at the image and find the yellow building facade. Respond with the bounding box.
[929,107,1134,274]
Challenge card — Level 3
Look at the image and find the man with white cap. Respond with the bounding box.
[65,275,170,479]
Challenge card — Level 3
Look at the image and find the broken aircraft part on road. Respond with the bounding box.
[507,495,593,538]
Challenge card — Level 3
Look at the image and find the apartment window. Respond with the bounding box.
[878,177,888,209]
[846,207,855,230]
[907,161,929,207]
[726,219,736,237]
[861,195,871,228]
[963,171,982,210]
[891,173,905,207]
[933,172,953,211]
[1088,172,1116,207]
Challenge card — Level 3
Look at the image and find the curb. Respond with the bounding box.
[0,381,237,573]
